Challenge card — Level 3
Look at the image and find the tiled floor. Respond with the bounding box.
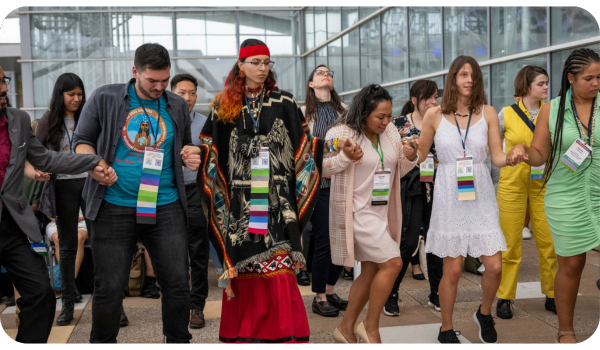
[1,239,599,343]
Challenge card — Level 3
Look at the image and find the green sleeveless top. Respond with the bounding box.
[545,93,600,257]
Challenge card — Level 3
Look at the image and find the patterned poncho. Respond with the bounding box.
[198,88,324,296]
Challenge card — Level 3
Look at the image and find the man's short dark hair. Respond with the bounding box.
[170,73,198,90]
[134,43,171,72]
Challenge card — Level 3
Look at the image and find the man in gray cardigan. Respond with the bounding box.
[0,65,114,343]
[73,44,200,343]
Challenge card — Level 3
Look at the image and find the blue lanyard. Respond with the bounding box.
[63,123,73,153]
[244,93,263,133]
[134,85,161,147]
[454,111,473,157]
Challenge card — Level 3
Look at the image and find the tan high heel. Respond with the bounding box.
[556,331,577,343]
[333,328,350,343]
[356,321,371,344]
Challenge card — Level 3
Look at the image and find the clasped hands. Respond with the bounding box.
[505,144,529,167]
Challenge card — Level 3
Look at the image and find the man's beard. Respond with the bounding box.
[0,92,7,117]
[137,82,160,100]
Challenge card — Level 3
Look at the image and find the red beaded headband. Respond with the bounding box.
[239,45,270,60]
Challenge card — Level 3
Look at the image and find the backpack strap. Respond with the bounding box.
[510,103,535,132]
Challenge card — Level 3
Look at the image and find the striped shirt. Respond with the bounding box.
[312,101,338,188]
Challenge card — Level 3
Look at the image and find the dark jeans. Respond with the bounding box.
[310,188,343,293]
[392,186,444,296]
[89,200,191,343]
[185,184,210,311]
[55,178,88,301]
[0,209,56,343]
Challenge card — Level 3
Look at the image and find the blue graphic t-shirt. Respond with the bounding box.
[104,85,179,207]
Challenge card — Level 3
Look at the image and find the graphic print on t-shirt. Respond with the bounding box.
[122,107,168,153]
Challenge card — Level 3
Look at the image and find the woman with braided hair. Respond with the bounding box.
[507,48,600,343]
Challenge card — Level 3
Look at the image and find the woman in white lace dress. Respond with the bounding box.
[414,56,508,344]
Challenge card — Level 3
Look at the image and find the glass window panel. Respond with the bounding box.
[444,7,488,68]
[327,39,343,93]
[266,36,293,55]
[177,36,207,54]
[551,44,600,97]
[239,12,265,35]
[32,13,103,59]
[382,7,408,84]
[205,12,235,34]
[551,7,600,46]
[386,83,410,117]
[175,58,237,105]
[342,7,359,30]
[491,7,547,59]
[271,57,297,97]
[104,13,174,58]
[32,61,105,108]
[295,56,304,101]
[342,31,360,92]
[360,16,381,85]
[359,7,380,20]
[206,36,237,56]
[176,13,206,35]
[315,7,327,48]
[409,7,442,77]
[490,55,547,111]
[304,53,316,83]
[343,93,356,104]
[327,7,342,39]
[142,14,172,35]
[305,8,315,50]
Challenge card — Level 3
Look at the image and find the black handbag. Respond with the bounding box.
[38,174,58,219]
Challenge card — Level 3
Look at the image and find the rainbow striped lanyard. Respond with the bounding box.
[134,90,163,224]
[248,147,269,235]
[454,112,476,201]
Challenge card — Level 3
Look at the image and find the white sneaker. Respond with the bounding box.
[477,263,485,274]
[522,227,532,240]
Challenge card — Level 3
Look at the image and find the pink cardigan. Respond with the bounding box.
[323,123,417,267]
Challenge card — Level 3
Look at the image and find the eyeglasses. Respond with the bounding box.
[0,76,11,87]
[245,60,275,69]
[315,70,334,77]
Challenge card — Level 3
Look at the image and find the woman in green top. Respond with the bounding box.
[507,48,600,343]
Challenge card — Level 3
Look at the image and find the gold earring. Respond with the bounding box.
[239,70,246,78]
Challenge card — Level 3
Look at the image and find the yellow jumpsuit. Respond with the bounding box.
[496,101,558,300]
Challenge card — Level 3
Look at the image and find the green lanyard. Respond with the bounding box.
[369,134,384,170]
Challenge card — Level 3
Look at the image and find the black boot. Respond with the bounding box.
[120,306,129,327]
[545,297,557,314]
[56,298,75,326]
[74,287,83,303]
[496,299,513,319]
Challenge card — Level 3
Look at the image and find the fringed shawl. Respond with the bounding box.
[198,89,324,298]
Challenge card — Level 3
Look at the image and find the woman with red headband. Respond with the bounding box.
[195,39,362,343]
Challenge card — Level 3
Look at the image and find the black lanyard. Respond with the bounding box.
[133,85,161,147]
[244,93,264,133]
[63,123,73,153]
[454,111,473,157]
[571,97,595,142]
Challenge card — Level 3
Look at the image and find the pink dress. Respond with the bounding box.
[352,132,400,263]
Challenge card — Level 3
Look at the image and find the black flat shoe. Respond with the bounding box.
[412,273,425,280]
[296,270,310,286]
[496,299,514,319]
[326,293,348,310]
[545,297,557,314]
[312,297,339,317]
[342,268,353,280]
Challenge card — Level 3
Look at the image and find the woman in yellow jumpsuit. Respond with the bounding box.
[495,66,558,319]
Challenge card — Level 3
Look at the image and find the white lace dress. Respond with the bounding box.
[425,111,507,258]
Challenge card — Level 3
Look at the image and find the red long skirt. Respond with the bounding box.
[219,252,310,343]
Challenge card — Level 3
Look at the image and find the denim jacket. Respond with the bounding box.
[73,78,193,220]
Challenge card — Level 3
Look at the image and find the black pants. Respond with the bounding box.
[0,209,56,343]
[185,184,210,311]
[391,186,444,296]
[55,178,89,301]
[89,200,191,343]
[310,188,343,293]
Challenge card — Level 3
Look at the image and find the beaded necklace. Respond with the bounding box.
[243,89,266,134]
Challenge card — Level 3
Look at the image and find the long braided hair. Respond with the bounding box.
[543,48,599,188]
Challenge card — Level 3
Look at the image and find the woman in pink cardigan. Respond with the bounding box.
[324,85,419,343]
